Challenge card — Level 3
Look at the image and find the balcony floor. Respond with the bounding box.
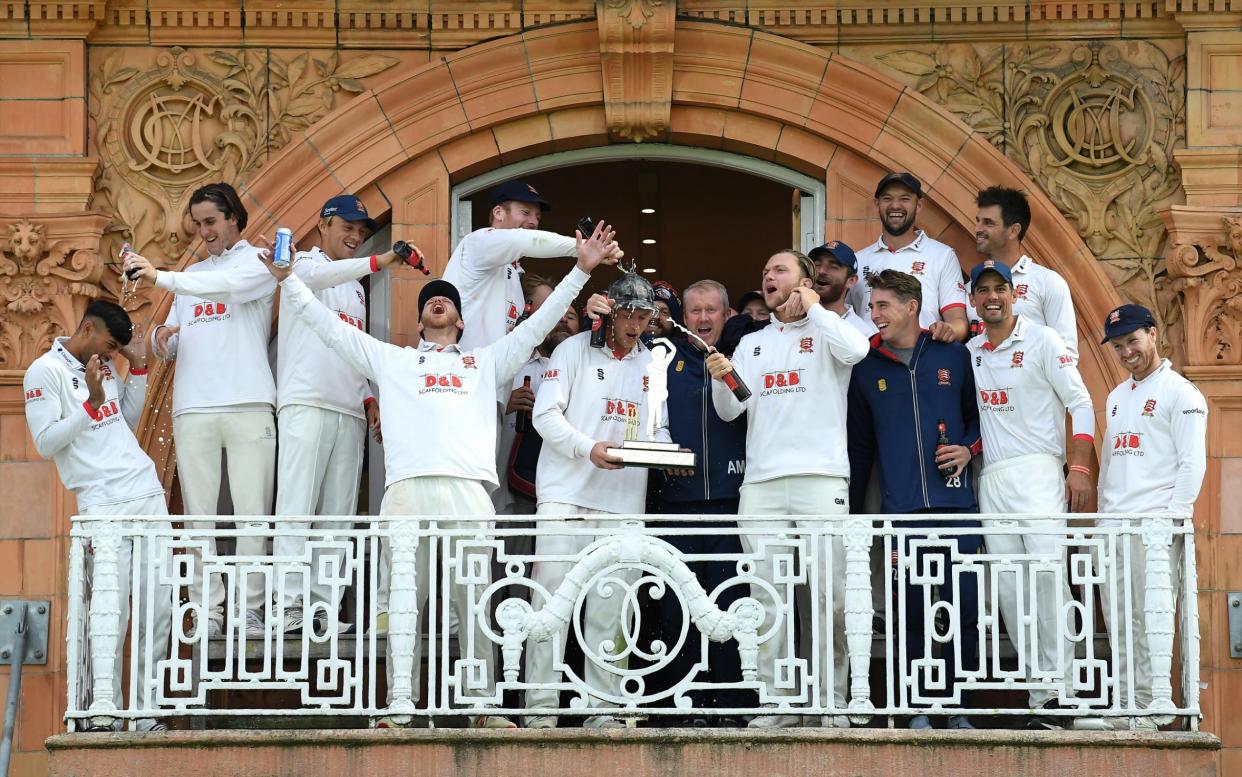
[46,727,1220,777]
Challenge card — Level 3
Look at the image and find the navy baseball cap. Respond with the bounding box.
[969,259,1014,291]
[808,240,858,273]
[320,195,378,234]
[874,172,923,199]
[418,279,462,319]
[1101,303,1156,343]
[489,180,551,211]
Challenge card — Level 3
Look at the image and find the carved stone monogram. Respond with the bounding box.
[88,47,400,270]
[877,41,1185,341]
[0,216,109,369]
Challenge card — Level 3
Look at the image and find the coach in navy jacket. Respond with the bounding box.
[845,269,982,729]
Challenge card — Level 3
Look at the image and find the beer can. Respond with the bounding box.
[273,227,293,269]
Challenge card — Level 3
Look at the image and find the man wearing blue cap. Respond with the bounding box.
[966,258,1095,729]
[443,180,623,352]
[809,240,877,338]
[1096,304,1207,729]
[260,219,621,729]
[272,194,412,634]
[852,172,969,343]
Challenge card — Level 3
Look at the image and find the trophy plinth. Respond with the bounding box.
[607,440,696,469]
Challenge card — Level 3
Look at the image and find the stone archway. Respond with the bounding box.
[135,19,1124,465]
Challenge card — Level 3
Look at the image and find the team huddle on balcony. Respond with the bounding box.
[25,173,1207,733]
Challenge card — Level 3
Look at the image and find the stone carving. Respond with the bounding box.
[606,0,663,29]
[1164,213,1242,365]
[598,0,674,141]
[877,41,1186,344]
[87,47,399,273]
[0,216,109,369]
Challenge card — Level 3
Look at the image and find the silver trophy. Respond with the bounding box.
[598,268,695,471]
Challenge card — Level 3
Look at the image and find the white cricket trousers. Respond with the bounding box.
[273,405,365,611]
[378,476,498,706]
[979,453,1075,706]
[80,493,174,717]
[173,410,276,621]
[523,502,637,717]
[738,475,850,709]
[1094,522,1182,710]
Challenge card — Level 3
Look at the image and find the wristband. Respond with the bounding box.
[1068,464,1091,475]
[1071,433,1095,443]
[82,400,102,421]
[363,397,377,408]
[129,367,148,376]
[369,255,379,273]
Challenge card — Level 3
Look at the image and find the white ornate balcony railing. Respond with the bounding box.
[64,513,1200,730]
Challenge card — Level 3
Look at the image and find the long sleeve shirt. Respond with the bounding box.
[281,266,589,491]
[442,227,578,351]
[966,316,1095,468]
[154,240,277,415]
[23,339,163,510]
[276,248,376,419]
[1098,359,1208,522]
[532,332,671,514]
[711,305,870,484]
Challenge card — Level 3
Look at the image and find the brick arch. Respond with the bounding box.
[136,19,1122,466]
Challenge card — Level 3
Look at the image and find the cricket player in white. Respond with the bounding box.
[24,301,172,731]
[1097,304,1207,729]
[273,195,410,634]
[973,186,1077,358]
[706,250,870,728]
[125,182,276,637]
[443,180,621,352]
[967,259,1095,730]
[851,173,969,343]
[264,221,618,729]
[523,272,675,730]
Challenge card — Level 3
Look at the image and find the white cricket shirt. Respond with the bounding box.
[712,305,870,484]
[281,266,589,491]
[443,227,578,351]
[841,304,878,338]
[967,316,1094,468]
[23,339,163,510]
[277,248,375,419]
[1098,359,1207,520]
[853,230,968,329]
[533,332,671,514]
[155,240,277,416]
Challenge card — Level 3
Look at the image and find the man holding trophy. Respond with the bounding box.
[706,249,871,728]
[524,266,691,729]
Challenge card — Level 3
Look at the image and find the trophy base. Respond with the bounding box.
[606,441,696,470]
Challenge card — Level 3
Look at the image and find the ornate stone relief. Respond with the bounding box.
[875,41,1186,342]
[0,215,109,370]
[1163,210,1242,366]
[598,0,674,141]
[87,46,399,279]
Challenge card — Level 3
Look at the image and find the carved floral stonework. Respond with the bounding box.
[86,46,400,307]
[598,0,674,141]
[1162,208,1242,366]
[0,215,109,370]
[875,40,1186,349]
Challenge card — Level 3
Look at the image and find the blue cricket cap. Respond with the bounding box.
[320,195,378,234]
